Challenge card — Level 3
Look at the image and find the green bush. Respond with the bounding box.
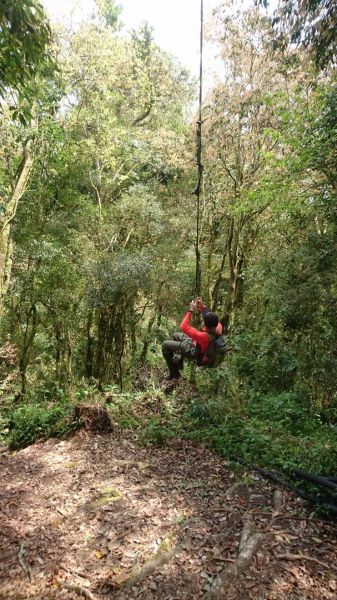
[138,418,173,447]
[184,394,337,475]
[7,402,73,448]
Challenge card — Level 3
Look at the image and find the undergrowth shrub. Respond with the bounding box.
[184,393,337,474]
[138,418,173,446]
[6,402,73,448]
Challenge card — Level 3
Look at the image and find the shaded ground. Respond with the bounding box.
[0,430,336,599]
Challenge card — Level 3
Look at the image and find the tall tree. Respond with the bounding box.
[202,8,290,330]
[0,0,54,113]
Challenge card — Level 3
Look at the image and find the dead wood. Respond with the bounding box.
[204,520,264,599]
[273,489,283,512]
[74,404,112,433]
[238,520,255,554]
[59,564,88,579]
[225,481,244,499]
[122,544,182,588]
[292,469,337,492]
[277,553,337,571]
[17,542,32,581]
[58,581,98,600]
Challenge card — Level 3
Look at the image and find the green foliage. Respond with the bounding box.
[0,3,336,491]
[0,0,56,120]
[272,0,337,68]
[96,0,122,30]
[6,400,73,449]
[138,419,172,447]
[185,392,337,475]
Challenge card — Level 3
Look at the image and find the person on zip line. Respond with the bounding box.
[162,298,223,381]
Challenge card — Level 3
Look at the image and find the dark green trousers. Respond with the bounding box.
[162,332,194,377]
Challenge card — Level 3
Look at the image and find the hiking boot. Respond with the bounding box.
[164,371,181,382]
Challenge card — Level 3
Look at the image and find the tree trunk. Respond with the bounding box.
[95,306,117,387]
[139,310,156,363]
[63,331,72,390]
[94,307,110,381]
[211,243,228,310]
[54,322,73,391]
[85,309,95,378]
[222,253,244,333]
[0,139,34,313]
[221,217,244,333]
[206,231,216,306]
[19,304,37,397]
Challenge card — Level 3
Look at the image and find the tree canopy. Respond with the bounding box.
[0,0,336,498]
[265,0,337,68]
[0,0,54,111]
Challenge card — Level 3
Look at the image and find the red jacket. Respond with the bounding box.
[180,311,223,354]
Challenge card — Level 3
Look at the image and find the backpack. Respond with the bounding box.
[199,332,227,368]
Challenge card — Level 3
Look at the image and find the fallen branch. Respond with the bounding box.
[122,544,181,588]
[17,542,32,581]
[204,520,264,598]
[225,481,245,500]
[277,553,337,572]
[59,564,88,579]
[273,490,283,512]
[58,581,98,600]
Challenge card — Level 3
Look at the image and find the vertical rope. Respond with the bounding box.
[194,0,204,298]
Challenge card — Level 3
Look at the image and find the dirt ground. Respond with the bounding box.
[0,430,336,599]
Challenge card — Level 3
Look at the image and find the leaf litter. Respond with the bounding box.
[0,430,336,599]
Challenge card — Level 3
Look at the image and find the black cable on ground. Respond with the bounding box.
[292,468,337,494]
[233,457,337,516]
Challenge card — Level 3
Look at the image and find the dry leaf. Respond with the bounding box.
[108,540,120,551]
[95,549,107,559]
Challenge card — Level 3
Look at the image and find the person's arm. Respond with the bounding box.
[180,310,207,345]
[196,298,206,313]
[216,322,223,335]
[196,299,212,319]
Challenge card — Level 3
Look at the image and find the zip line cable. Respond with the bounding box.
[194,0,204,298]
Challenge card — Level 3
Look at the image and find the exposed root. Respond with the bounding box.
[120,544,182,588]
[277,553,337,571]
[204,519,264,598]
[225,481,244,500]
[238,520,255,554]
[17,542,32,581]
[58,581,98,600]
[273,489,283,512]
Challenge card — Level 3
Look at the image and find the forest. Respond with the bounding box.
[1,1,337,598]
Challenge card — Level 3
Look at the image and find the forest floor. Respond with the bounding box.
[0,428,337,600]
